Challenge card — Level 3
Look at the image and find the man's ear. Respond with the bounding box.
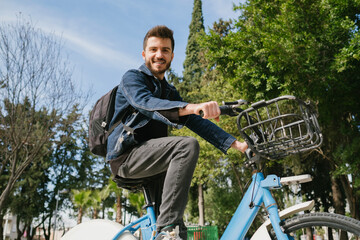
[142,50,145,60]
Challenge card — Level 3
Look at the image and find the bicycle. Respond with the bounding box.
[62,95,360,240]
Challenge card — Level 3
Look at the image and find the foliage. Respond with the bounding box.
[205,157,255,236]
[126,191,145,217]
[104,178,123,223]
[0,15,87,214]
[71,189,91,224]
[201,0,360,219]
[182,0,205,102]
[0,15,98,239]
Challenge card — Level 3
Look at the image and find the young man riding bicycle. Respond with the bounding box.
[106,25,247,240]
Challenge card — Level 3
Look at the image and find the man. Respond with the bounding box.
[107,25,247,240]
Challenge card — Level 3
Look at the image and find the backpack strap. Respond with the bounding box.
[107,70,156,136]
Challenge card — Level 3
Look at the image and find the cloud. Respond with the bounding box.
[0,1,140,70]
[58,30,140,70]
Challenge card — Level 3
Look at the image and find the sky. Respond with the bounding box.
[0,0,243,226]
[0,0,242,107]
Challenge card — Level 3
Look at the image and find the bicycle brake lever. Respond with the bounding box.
[245,149,261,167]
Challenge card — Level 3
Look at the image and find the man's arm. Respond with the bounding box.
[179,101,248,153]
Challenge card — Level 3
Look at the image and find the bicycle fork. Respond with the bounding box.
[220,172,289,240]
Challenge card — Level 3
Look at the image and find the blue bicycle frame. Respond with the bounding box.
[112,171,290,240]
[221,172,289,240]
[112,203,157,240]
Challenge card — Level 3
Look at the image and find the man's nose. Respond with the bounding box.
[155,50,163,58]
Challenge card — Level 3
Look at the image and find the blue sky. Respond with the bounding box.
[1,0,242,106]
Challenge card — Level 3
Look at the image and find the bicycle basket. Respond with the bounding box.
[237,95,322,160]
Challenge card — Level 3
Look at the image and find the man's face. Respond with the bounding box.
[142,36,174,80]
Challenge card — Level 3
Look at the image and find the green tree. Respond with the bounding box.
[126,191,145,217]
[180,0,208,226]
[89,189,102,219]
[71,189,92,224]
[182,0,205,103]
[105,179,123,224]
[202,0,360,219]
[0,15,86,212]
[9,153,50,240]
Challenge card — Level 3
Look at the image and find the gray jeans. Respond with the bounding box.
[115,136,199,238]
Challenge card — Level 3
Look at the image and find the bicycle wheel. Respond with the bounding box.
[277,212,360,240]
[61,219,137,240]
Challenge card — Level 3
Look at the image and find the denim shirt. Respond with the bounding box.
[106,64,236,161]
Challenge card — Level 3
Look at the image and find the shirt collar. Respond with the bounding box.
[138,64,167,81]
[139,64,154,77]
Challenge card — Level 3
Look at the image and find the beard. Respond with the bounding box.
[145,57,172,78]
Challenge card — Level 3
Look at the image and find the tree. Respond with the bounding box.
[71,189,91,224]
[202,0,360,219]
[181,0,208,226]
[0,15,86,213]
[104,179,123,224]
[9,153,50,240]
[182,0,205,103]
[126,191,145,218]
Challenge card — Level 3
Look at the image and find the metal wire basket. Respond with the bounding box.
[237,95,323,160]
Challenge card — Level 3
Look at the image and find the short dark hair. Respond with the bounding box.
[143,25,175,52]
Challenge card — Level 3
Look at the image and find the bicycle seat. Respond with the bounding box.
[112,172,166,192]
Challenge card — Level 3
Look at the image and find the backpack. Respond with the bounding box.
[88,86,122,157]
[88,72,156,157]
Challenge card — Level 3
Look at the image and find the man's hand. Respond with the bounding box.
[231,140,248,153]
[179,101,221,122]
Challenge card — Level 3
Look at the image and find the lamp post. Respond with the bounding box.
[53,189,67,240]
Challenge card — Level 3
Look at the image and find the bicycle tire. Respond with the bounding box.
[273,212,360,239]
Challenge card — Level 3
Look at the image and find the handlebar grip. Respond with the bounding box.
[222,99,249,106]
[220,105,236,116]
[223,101,239,105]
[199,105,238,117]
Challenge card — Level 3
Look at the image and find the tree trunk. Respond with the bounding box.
[331,177,348,240]
[77,207,83,224]
[16,216,25,240]
[198,184,205,226]
[116,195,122,224]
[0,214,3,240]
[328,227,334,240]
[331,177,345,215]
[93,209,98,219]
[340,174,360,220]
[0,175,17,211]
